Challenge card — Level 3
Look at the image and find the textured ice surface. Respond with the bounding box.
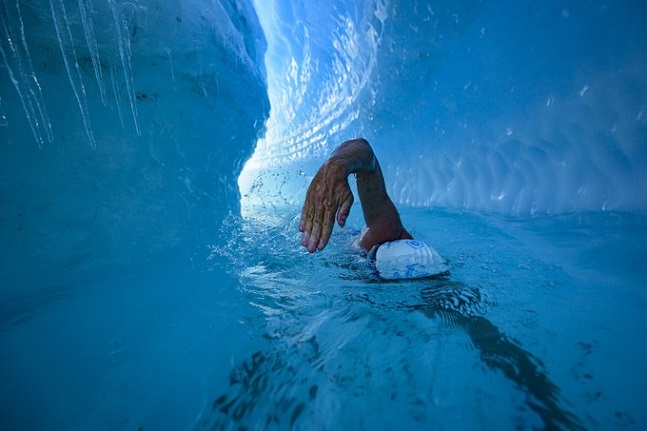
[1,2,646,430]
[241,0,647,216]
[0,0,269,291]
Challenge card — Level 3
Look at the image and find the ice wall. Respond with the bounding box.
[241,0,647,216]
[2,0,646,292]
[0,0,269,291]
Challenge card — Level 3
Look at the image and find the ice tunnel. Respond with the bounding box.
[240,0,647,217]
[1,0,646,430]
[1,0,646,280]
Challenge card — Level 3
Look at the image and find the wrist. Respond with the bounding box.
[328,154,375,176]
[324,156,352,178]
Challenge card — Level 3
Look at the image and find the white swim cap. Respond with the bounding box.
[368,239,448,280]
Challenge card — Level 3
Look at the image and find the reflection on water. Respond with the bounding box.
[203,278,583,430]
[415,280,583,431]
[202,211,587,430]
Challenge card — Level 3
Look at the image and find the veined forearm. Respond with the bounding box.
[299,137,410,252]
[329,138,377,174]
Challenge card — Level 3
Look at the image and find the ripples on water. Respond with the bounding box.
[200,207,647,430]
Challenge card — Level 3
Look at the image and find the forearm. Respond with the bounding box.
[328,138,377,175]
[334,139,410,247]
[328,138,393,218]
[299,137,411,253]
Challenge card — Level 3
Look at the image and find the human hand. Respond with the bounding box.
[299,160,354,252]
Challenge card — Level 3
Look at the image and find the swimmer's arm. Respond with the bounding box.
[351,140,412,250]
[299,138,411,252]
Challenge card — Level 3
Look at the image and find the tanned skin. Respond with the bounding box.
[299,138,412,253]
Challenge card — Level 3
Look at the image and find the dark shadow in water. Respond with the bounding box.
[204,274,584,431]
[411,277,584,431]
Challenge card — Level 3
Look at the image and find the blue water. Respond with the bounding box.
[201,207,646,430]
[2,208,644,429]
[1,0,646,430]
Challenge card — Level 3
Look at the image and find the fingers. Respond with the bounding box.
[300,184,324,252]
[300,197,337,252]
[299,211,306,232]
[336,192,354,227]
[316,206,335,251]
[300,208,316,251]
[299,163,353,253]
[307,212,323,253]
[299,205,311,235]
[299,198,313,247]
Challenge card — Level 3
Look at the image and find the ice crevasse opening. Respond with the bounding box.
[240,0,647,218]
[0,2,646,430]
[0,0,646,287]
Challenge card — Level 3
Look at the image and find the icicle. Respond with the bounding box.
[78,0,107,106]
[0,0,53,147]
[108,0,140,136]
[16,1,54,144]
[110,63,125,129]
[165,47,175,81]
[0,97,7,127]
[49,0,96,147]
[0,31,42,145]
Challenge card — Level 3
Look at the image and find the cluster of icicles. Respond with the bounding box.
[0,0,140,147]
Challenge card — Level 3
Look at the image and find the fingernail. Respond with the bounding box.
[308,236,318,252]
[301,232,309,246]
